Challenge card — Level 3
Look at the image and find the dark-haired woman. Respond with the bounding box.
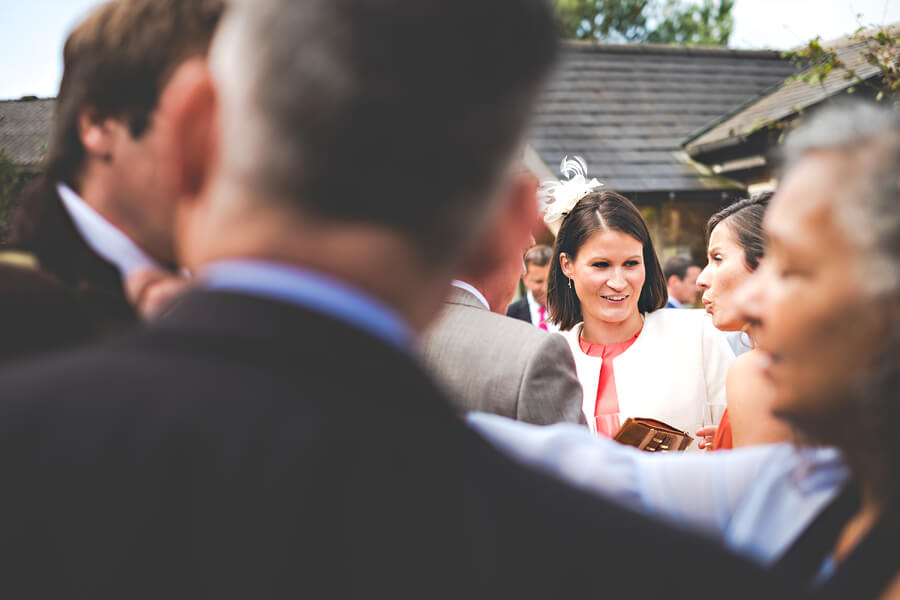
[545,185,733,437]
[695,194,793,450]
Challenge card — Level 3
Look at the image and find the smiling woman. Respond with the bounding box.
[546,188,734,437]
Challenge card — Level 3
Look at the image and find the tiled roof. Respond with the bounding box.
[684,23,898,154]
[530,42,796,193]
[0,97,55,170]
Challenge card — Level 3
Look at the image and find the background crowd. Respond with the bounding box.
[0,0,897,598]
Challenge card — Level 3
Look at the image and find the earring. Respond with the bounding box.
[568,278,573,289]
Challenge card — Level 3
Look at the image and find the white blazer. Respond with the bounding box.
[560,308,734,438]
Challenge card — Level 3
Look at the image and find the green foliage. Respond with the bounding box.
[646,0,734,45]
[554,0,733,46]
[783,25,900,106]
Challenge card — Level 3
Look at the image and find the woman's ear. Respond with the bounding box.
[559,252,573,279]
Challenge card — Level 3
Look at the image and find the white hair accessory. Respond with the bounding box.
[540,155,603,236]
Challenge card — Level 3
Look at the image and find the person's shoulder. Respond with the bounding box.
[424,301,552,360]
[0,333,142,418]
[643,307,708,333]
[728,349,759,381]
[506,296,528,314]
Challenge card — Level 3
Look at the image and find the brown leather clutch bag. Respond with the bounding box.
[613,417,694,452]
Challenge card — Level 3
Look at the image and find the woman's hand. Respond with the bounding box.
[695,426,717,450]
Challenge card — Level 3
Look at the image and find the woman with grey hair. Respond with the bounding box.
[468,101,900,598]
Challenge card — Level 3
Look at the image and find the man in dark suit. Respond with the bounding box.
[4,0,221,329]
[506,244,558,331]
[0,0,806,597]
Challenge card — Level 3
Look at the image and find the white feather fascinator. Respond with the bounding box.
[540,155,603,236]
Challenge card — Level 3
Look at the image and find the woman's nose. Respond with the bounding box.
[696,264,711,290]
[607,270,626,290]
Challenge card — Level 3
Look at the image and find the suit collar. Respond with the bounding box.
[200,260,413,352]
[447,283,489,311]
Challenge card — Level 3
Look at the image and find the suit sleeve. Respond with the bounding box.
[466,413,782,548]
[515,333,586,425]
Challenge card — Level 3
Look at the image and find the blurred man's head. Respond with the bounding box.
[664,255,700,305]
[164,0,558,328]
[454,170,542,313]
[43,0,223,263]
[522,245,552,307]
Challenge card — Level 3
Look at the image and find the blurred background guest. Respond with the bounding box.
[545,175,732,436]
[421,174,584,425]
[506,244,558,331]
[663,254,700,308]
[3,0,220,331]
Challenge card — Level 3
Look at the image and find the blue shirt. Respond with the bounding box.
[467,412,849,566]
[200,259,414,353]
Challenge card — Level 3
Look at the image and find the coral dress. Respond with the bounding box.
[712,408,733,450]
[578,331,640,436]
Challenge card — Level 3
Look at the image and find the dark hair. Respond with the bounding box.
[663,255,697,281]
[44,0,223,186]
[548,190,667,330]
[229,0,559,265]
[524,245,553,269]
[706,192,772,271]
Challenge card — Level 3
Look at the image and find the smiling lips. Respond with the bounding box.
[602,295,628,303]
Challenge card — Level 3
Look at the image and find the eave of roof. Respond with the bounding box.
[0,97,56,169]
[683,23,898,154]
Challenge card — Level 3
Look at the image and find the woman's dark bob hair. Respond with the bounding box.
[706,192,772,271]
[548,190,666,330]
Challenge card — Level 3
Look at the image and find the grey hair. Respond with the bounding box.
[782,102,900,297]
[209,0,353,199]
[207,0,558,267]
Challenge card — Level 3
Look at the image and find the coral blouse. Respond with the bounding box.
[578,331,640,420]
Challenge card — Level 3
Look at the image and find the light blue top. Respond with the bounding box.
[200,259,414,353]
[467,412,849,566]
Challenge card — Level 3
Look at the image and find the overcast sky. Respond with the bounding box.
[1,0,898,100]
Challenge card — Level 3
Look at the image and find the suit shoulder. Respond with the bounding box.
[506,296,528,313]
[644,307,710,334]
[422,304,558,369]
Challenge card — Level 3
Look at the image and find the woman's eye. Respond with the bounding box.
[625,260,640,267]
[591,262,609,268]
[711,254,723,263]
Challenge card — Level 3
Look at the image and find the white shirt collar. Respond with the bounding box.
[56,182,163,280]
[451,280,490,310]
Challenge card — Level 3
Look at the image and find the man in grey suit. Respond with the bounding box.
[421,171,585,425]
